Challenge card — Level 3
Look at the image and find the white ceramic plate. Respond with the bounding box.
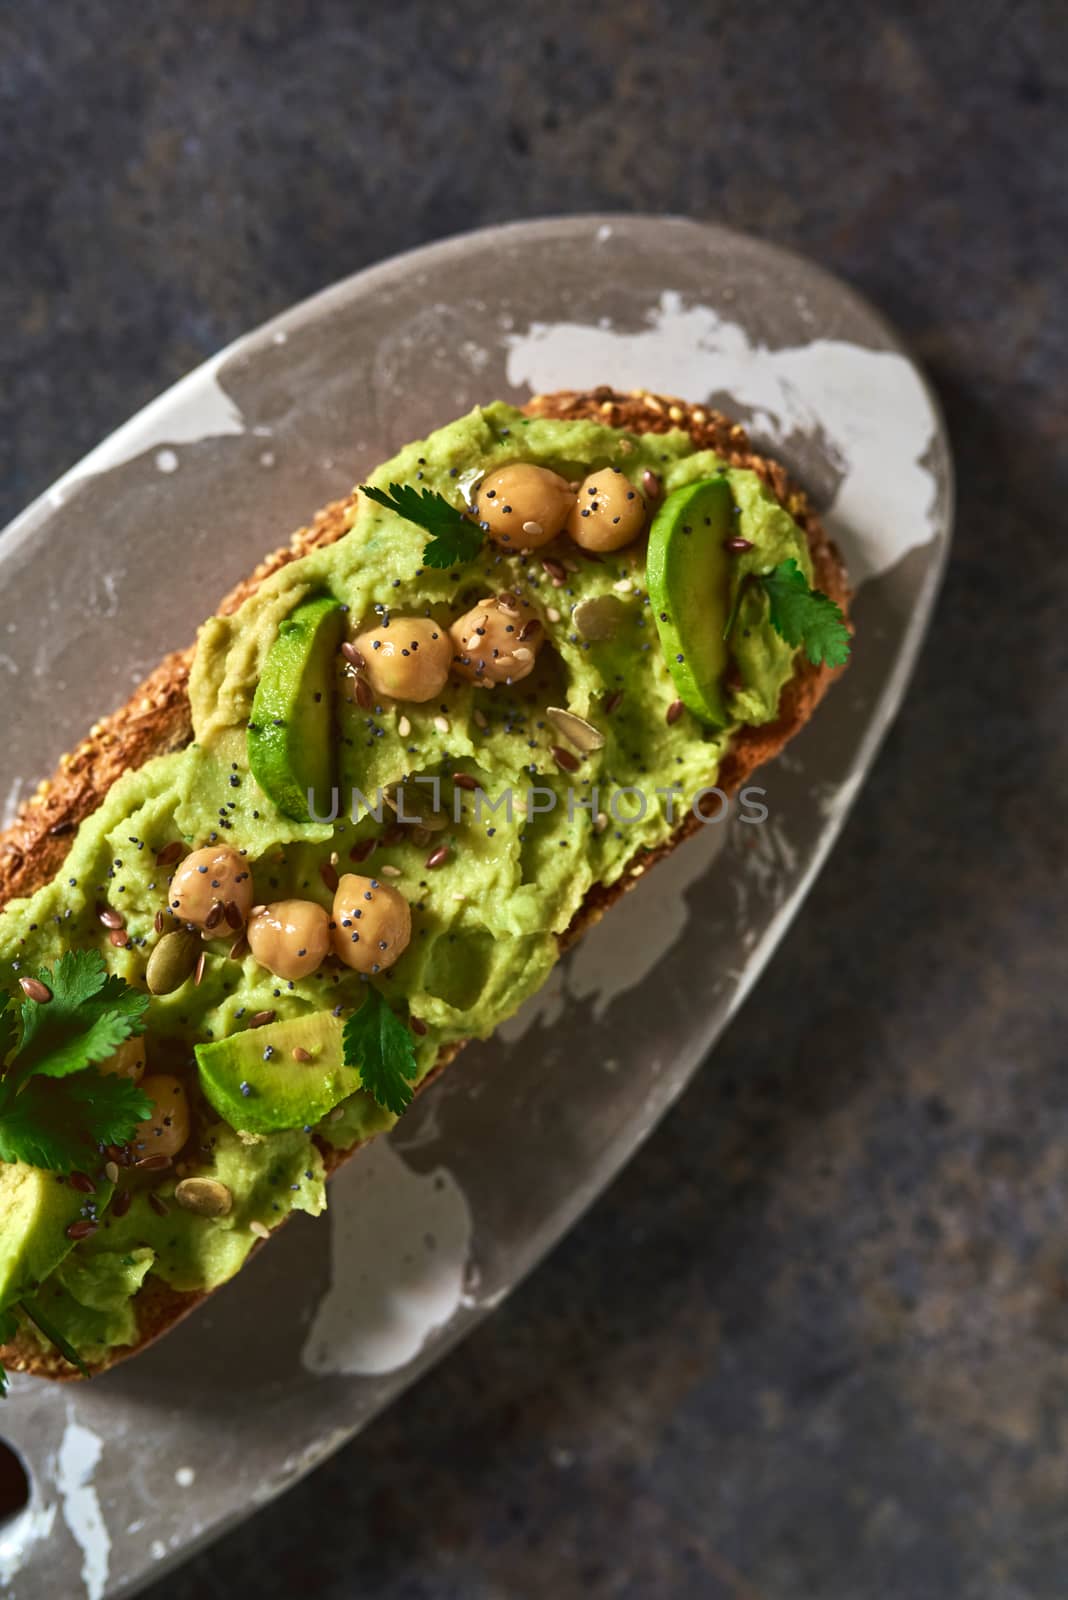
[0,216,952,1600]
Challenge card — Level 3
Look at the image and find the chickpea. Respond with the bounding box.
[247,899,331,981]
[168,846,254,933]
[473,464,575,550]
[567,468,647,552]
[100,1036,146,1083]
[130,1074,191,1161]
[352,616,452,703]
[450,594,545,686]
[332,874,411,975]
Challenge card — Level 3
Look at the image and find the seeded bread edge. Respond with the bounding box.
[0,388,850,1381]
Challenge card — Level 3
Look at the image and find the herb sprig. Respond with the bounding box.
[361,482,485,570]
[0,951,153,1172]
[342,985,419,1117]
[0,951,150,1393]
[725,558,851,668]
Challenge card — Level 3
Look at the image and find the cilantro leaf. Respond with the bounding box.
[361,482,485,570]
[0,1071,152,1174]
[0,1081,82,1172]
[757,559,851,668]
[10,950,148,1091]
[94,973,153,1023]
[17,949,108,1060]
[0,995,15,1068]
[342,986,419,1117]
[0,951,153,1173]
[420,520,485,571]
[17,1009,138,1085]
[61,1070,154,1144]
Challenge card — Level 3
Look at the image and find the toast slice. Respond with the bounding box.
[0,388,850,1380]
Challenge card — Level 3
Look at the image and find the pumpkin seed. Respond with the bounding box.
[146,928,200,996]
[174,1177,233,1218]
[384,785,449,831]
[545,707,606,754]
[572,594,629,642]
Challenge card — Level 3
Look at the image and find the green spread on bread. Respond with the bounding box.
[0,402,848,1384]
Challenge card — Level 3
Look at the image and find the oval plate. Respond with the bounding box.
[0,216,951,1600]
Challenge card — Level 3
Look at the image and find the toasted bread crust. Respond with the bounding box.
[0,389,849,1380]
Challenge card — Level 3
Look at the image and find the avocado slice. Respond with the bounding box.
[247,594,343,822]
[0,1161,114,1312]
[195,1011,363,1135]
[646,476,734,727]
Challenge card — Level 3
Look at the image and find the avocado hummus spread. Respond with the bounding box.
[0,403,816,1369]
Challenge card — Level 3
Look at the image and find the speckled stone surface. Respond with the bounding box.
[3,2,1066,1596]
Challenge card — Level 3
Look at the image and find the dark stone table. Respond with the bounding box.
[3,3,1065,1594]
